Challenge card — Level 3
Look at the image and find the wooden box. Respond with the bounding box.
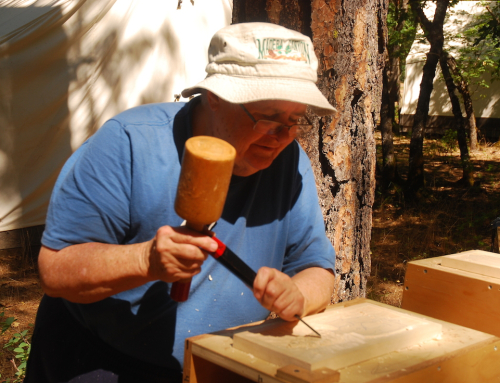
[402,250,500,337]
[183,298,500,383]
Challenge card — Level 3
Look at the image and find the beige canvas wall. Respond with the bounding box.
[0,0,232,232]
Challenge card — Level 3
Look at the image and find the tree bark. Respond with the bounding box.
[407,0,449,195]
[439,52,475,187]
[233,0,269,24]
[446,53,478,151]
[387,54,401,134]
[233,0,387,303]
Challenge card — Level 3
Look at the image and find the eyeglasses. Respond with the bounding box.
[239,104,313,137]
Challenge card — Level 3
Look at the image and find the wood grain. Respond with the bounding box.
[184,299,500,382]
[402,252,500,336]
[440,250,500,278]
[174,136,235,227]
[275,364,340,383]
[233,302,442,371]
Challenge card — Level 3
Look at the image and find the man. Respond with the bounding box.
[25,22,336,382]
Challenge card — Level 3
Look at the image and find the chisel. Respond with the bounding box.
[210,236,322,338]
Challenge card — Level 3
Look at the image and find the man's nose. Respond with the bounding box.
[266,127,287,141]
[274,126,293,142]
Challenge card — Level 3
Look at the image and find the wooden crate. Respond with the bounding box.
[183,298,500,383]
[402,250,500,337]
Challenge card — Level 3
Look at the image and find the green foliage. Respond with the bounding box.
[4,330,31,382]
[1,311,32,383]
[0,312,15,335]
[424,129,458,157]
[387,1,418,54]
[441,128,458,153]
[473,2,500,47]
[387,0,418,79]
[446,1,500,87]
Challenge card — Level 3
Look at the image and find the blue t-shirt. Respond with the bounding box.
[42,98,336,370]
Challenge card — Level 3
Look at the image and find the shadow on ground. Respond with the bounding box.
[369,132,500,307]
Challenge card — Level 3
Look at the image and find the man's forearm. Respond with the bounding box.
[38,226,217,304]
[292,267,335,316]
[38,242,153,304]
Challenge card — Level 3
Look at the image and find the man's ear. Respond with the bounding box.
[206,90,221,111]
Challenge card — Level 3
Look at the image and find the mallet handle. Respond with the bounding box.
[170,221,207,302]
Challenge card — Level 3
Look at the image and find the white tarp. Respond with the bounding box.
[0,0,232,232]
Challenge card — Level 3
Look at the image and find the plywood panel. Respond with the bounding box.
[402,256,500,337]
[232,302,442,372]
[440,250,500,278]
[185,299,500,382]
[275,365,340,383]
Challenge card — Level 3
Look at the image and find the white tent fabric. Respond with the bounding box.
[0,0,232,232]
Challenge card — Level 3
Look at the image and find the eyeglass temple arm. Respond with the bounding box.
[239,104,257,123]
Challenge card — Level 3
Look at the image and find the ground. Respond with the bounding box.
[0,247,43,381]
[0,132,499,381]
[368,132,500,306]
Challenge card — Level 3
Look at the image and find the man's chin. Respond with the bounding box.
[232,159,273,177]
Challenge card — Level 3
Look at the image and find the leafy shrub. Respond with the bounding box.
[1,311,31,383]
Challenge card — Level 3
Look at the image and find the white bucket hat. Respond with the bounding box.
[182,22,336,116]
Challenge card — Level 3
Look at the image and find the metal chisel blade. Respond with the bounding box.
[210,236,322,338]
[295,315,321,337]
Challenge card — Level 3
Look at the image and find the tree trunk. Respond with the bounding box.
[391,0,415,136]
[387,55,401,134]
[463,88,478,151]
[232,0,387,303]
[380,56,397,189]
[439,53,474,187]
[407,0,449,195]
[379,0,414,190]
[446,53,478,151]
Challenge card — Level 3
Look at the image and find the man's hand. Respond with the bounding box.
[253,267,306,321]
[146,225,218,283]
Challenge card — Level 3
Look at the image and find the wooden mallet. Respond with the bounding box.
[169,136,321,336]
[170,136,236,302]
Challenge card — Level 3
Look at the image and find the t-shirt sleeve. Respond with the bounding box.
[42,120,132,250]
[281,148,336,276]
